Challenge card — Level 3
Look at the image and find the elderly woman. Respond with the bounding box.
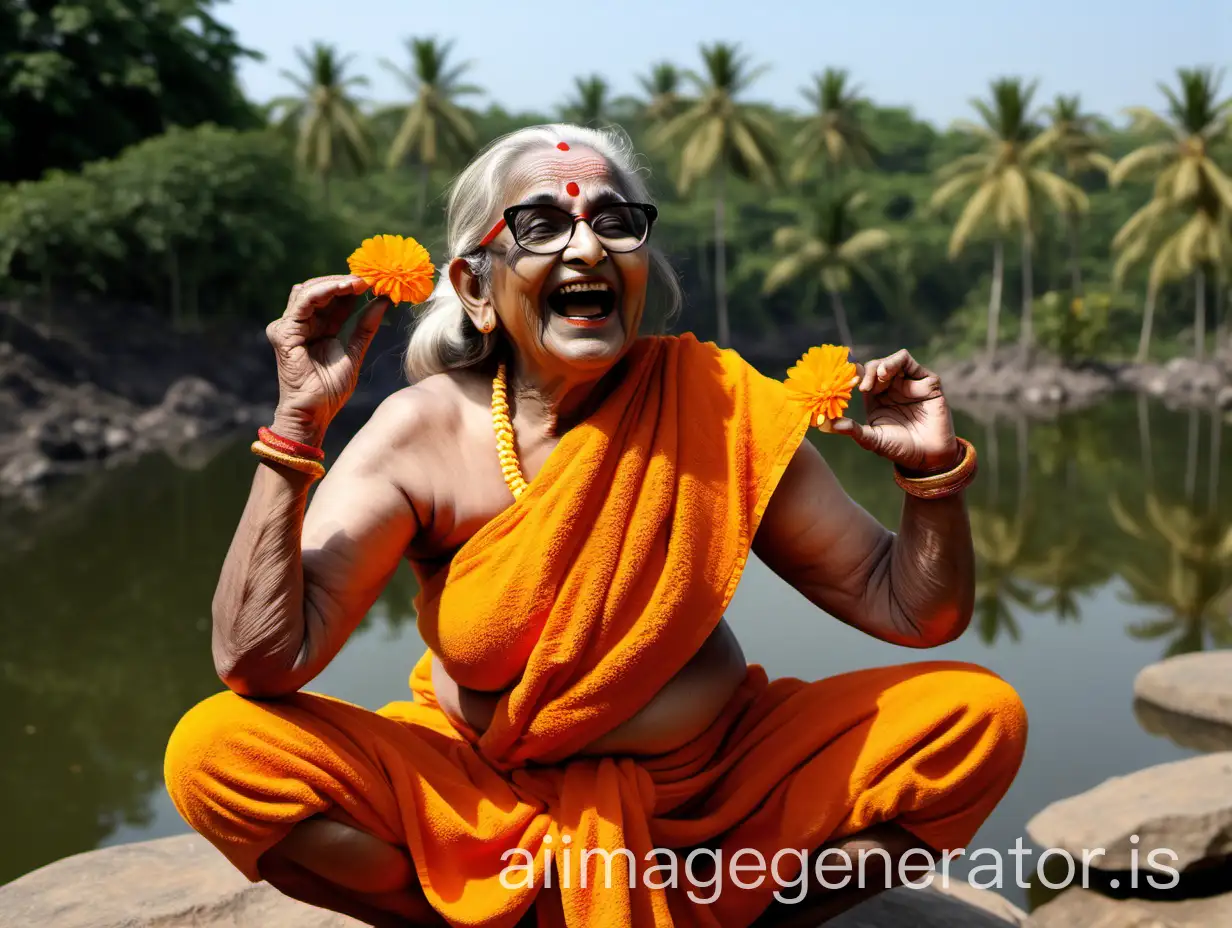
[164,124,1026,928]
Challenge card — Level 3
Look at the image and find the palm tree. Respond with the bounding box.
[890,246,921,343]
[379,37,481,218]
[636,62,684,126]
[654,43,779,346]
[1111,67,1232,363]
[561,75,614,127]
[1040,95,1114,298]
[763,189,892,346]
[269,42,371,198]
[929,78,1087,367]
[791,68,876,181]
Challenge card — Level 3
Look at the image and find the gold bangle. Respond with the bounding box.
[250,440,326,480]
[894,437,977,499]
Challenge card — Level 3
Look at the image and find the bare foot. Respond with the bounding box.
[258,816,446,926]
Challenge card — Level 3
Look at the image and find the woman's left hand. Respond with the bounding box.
[830,349,961,474]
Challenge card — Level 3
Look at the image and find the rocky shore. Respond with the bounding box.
[7,300,1232,500]
[0,301,408,505]
[1,833,1030,927]
[938,351,1232,415]
[1019,650,1232,927]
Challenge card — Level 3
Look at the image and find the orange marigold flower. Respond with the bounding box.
[347,234,434,305]
[784,344,859,431]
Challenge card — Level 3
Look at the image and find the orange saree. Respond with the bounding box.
[165,333,1027,927]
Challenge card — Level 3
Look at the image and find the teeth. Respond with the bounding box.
[557,281,612,295]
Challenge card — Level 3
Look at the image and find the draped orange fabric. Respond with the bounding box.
[165,333,1028,928]
[412,334,809,766]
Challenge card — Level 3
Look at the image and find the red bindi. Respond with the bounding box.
[566,181,580,197]
[556,142,570,151]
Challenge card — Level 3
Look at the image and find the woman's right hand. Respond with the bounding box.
[265,275,390,444]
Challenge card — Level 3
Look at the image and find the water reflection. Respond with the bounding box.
[1110,403,1232,657]
[4,395,1232,887]
[1133,697,1232,753]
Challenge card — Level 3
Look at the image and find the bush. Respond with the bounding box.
[1033,291,1112,361]
[0,125,345,327]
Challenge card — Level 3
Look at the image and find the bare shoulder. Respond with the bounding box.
[340,370,478,461]
[330,368,492,515]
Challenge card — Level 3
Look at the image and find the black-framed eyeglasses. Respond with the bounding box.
[478,202,658,255]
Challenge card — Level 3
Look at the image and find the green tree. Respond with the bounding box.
[1040,95,1114,298]
[1111,67,1232,362]
[636,62,685,125]
[930,78,1087,366]
[654,43,779,346]
[380,37,481,218]
[763,190,892,346]
[0,126,337,326]
[0,0,258,183]
[0,173,124,323]
[560,75,614,127]
[791,68,876,181]
[95,126,336,328]
[269,42,371,198]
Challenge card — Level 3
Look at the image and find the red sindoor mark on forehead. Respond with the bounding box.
[565,181,581,197]
[556,141,570,151]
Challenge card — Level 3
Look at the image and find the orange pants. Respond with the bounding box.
[164,661,1026,927]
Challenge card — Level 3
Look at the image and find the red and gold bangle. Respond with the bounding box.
[251,440,326,480]
[258,426,325,462]
[894,437,977,499]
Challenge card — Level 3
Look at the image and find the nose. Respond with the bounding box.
[562,219,608,268]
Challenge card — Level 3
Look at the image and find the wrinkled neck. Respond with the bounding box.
[507,359,619,437]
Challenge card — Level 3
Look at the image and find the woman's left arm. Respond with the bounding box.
[751,349,975,648]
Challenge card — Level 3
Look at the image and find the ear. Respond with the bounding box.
[448,256,492,330]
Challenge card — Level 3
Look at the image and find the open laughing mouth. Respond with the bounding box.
[546,279,618,327]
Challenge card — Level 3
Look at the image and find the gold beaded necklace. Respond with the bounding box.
[491,362,529,499]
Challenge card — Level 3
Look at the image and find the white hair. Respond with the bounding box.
[403,123,683,382]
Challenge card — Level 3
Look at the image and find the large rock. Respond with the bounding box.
[933,879,1030,925]
[1025,753,1232,872]
[1120,357,1232,408]
[1026,885,1232,927]
[0,833,360,927]
[829,882,1027,927]
[1135,652,1232,729]
[0,835,1035,928]
[132,377,249,443]
[937,351,1118,411]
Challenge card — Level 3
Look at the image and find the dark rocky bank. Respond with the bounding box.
[6,301,1232,502]
[0,300,409,505]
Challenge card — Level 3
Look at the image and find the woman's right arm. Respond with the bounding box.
[210,274,422,697]
[211,402,420,697]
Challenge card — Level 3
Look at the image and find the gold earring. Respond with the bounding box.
[481,316,494,333]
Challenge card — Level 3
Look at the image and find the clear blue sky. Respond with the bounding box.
[217,0,1229,129]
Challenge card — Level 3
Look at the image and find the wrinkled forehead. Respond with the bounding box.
[505,145,621,204]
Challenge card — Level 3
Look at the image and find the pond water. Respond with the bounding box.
[3,392,1230,913]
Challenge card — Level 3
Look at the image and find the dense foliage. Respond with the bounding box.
[0,126,343,328]
[0,13,1229,364]
[0,0,259,183]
